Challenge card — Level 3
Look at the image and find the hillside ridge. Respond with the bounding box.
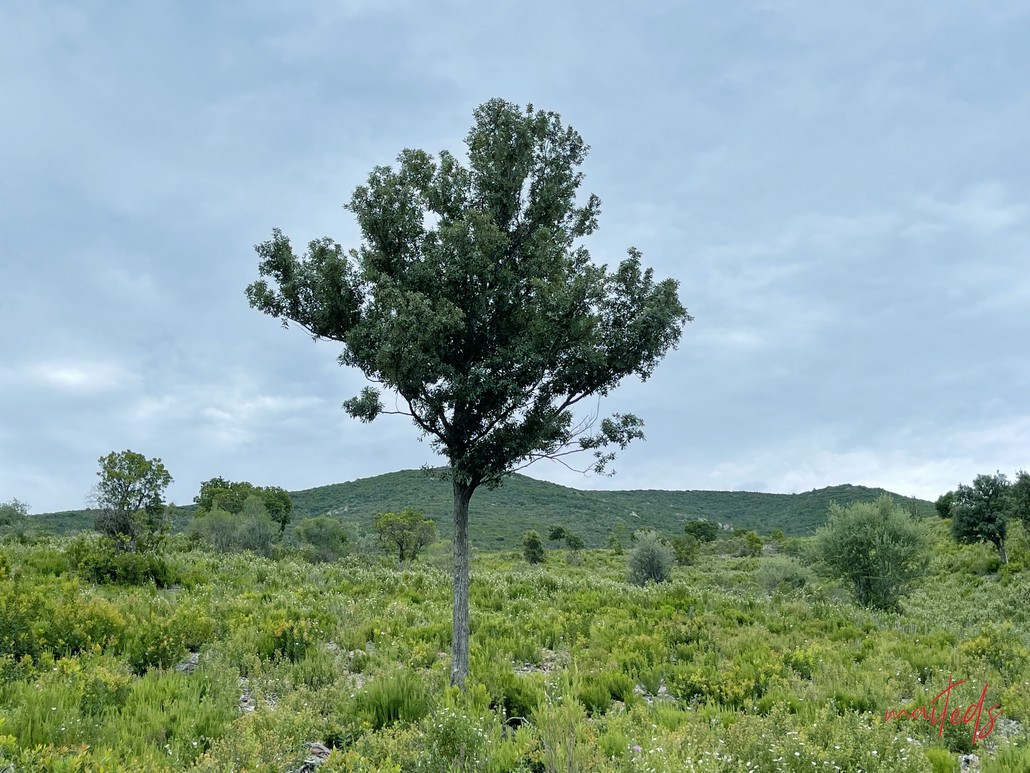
[31,469,934,547]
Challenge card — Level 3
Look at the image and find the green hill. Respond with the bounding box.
[28,470,933,548]
[289,471,934,547]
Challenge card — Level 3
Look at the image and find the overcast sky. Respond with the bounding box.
[2,1,1027,514]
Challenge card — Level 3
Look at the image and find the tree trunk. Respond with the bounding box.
[998,540,1008,565]
[451,479,475,687]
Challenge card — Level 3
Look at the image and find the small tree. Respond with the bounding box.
[523,530,545,564]
[91,450,173,551]
[564,532,585,551]
[547,525,567,543]
[935,491,955,518]
[951,473,1010,564]
[671,534,700,565]
[684,520,719,543]
[814,495,928,609]
[741,530,763,557]
[628,531,674,585]
[0,499,29,529]
[374,509,437,563]
[262,486,294,533]
[607,521,629,554]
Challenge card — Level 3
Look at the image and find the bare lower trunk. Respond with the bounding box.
[451,480,475,687]
[998,540,1008,565]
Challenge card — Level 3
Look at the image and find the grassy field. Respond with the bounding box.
[1,517,1028,771]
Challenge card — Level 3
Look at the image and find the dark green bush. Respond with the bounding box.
[67,535,172,587]
[523,531,545,564]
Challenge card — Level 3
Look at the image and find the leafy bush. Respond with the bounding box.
[756,555,816,595]
[684,520,719,543]
[671,535,700,565]
[813,495,928,609]
[293,516,351,563]
[235,515,276,557]
[523,531,545,564]
[67,535,172,587]
[628,531,673,585]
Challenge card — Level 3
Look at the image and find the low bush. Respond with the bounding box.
[628,532,673,585]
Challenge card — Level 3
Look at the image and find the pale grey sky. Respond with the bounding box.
[2,1,1027,513]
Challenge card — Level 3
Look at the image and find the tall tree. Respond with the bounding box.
[91,450,173,551]
[951,472,1010,564]
[246,98,690,686]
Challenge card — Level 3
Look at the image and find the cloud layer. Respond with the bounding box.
[2,0,1027,512]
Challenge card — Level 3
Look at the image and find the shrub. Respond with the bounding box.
[293,516,351,563]
[628,532,673,585]
[523,531,545,564]
[813,495,928,609]
[684,520,719,543]
[68,535,172,587]
[671,535,700,566]
[755,555,815,595]
[353,670,431,730]
[235,515,276,557]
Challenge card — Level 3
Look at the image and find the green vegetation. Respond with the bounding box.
[814,495,929,609]
[246,98,689,686]
[194,478,293,534]
[684,519,720,543]
[627,531,674,585]
[30,471,936,547]
[2,513,1029,770]
[91,449,173,552]
[522,530,545,564]
[0,499,29,530]
[374,509,437,564]
[951,473,1012,564]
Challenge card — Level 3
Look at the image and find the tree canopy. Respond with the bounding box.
[951,472,1010,563]
[247,98,689,685]
[194,478,293,533]
[374,509,437,563]
[91,450,173,551]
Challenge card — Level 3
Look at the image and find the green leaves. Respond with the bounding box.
[374,509,437,563]
[92,450,172,551]
[951,472,1010,563]
[247,99,689,488]
[814,495,929,609]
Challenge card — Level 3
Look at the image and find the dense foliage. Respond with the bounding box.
[91,450,173,552]
[814,496,929,609]
[627,531,674,585]
[2,515,1029,771]
[194,478,293,534]
[951,473,1011,564]
[374,510,437,563]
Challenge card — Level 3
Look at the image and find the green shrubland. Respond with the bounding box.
[0,514,1028,770]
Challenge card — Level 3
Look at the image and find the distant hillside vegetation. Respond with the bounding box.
[29,470,933,548]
